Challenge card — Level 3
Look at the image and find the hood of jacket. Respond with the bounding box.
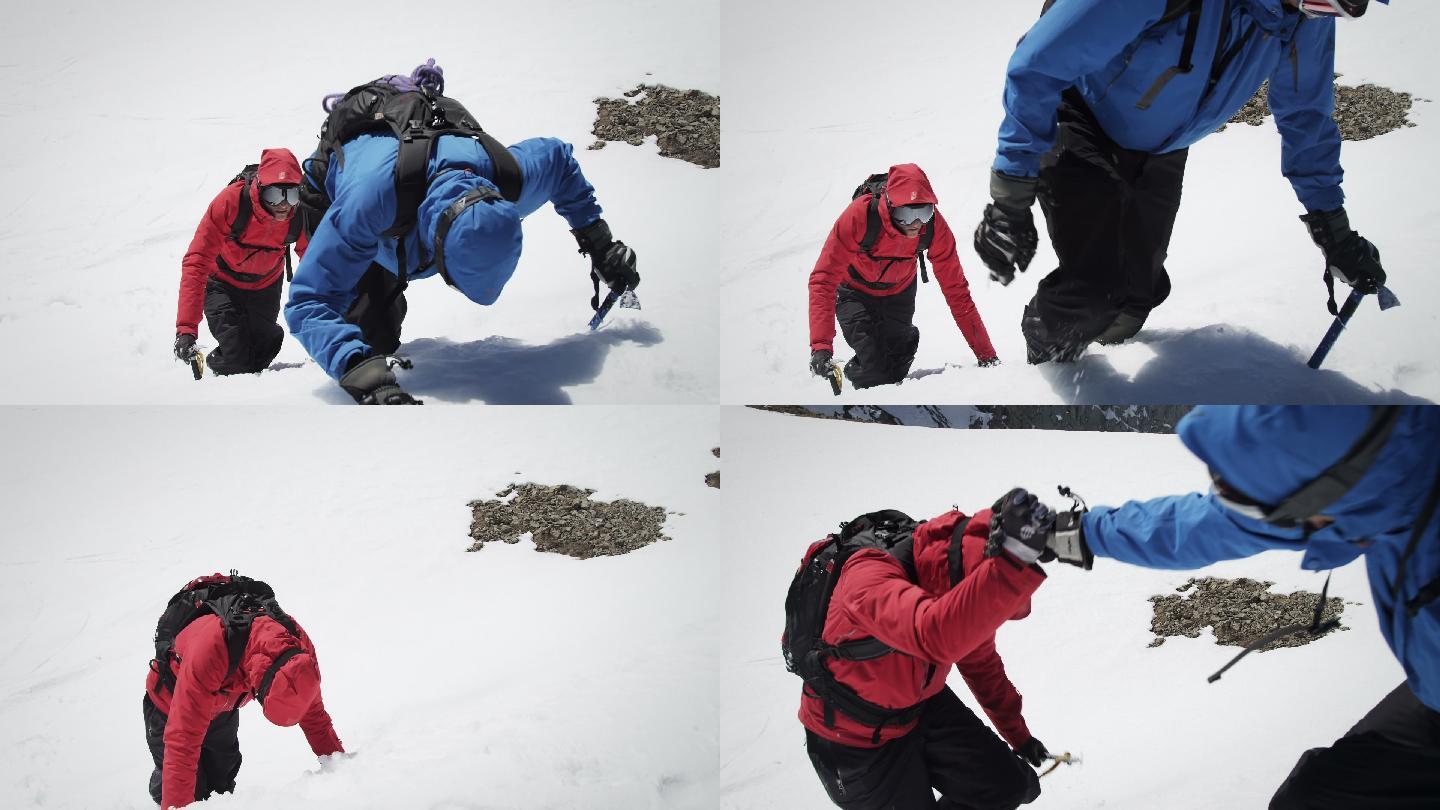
[417,169,522,305]
[257,147,303,187]
[1178,406,1438,542]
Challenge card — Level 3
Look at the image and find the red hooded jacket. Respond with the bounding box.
[175,148,310,336]
[145,613,342,809]
[808,164,996,362]
[798,509,1045,749]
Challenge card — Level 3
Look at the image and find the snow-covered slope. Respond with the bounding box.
[0,0,718,404]
[720,408,1403,809]
[721,0,1440,404]
[0,407,719,809]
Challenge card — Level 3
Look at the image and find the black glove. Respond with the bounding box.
[173,333,197,361]
[974,172,1039,285]
[573,218,640,295]
[810,349,835,377]
[978,356,1001,368]
[985,487,1055,565]
[1300,207,1386,299]
[339,355,421,405]
[1016,737,1050,768]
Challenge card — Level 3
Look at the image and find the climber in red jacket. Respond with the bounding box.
[143,609,342,808]
[808,163,999,389]
[174,148,310,376]
[797,489,1054,810]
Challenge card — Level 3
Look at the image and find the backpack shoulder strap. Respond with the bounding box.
[230,180,253,242]
[947,516,968,588]
[476,131,522,203]
[859,193,882,257]
[1135,0,1203,111]
[916,220,935,283]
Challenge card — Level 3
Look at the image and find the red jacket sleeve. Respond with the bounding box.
[956,637,1031,749]
[294,627,343,756]
[837,547,1044,665]
[300,694,344,756]
[161,628,230,809]
[927,213,997,361]
[175,186,238,336]
[807,201,867,351]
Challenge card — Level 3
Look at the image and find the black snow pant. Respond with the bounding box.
[143,694,242,806]
[343,263,408,356]
[1025,88,1188,363]
[1269,682,1440,809]
[805,687,1041,810]
[836,281,920,389]
[202,276,284,375]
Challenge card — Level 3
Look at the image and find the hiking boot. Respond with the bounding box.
[1021,303,1089,364]
[1095,311,1147,345]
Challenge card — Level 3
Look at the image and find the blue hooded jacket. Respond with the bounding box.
[1082,406,1440,711]
[995,0,1346,211]
[285,133,605,379]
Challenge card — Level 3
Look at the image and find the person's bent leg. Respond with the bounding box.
[836,286,894,389]
[243,279,285,371]
[1270,682,1440,809]
[876,282,920,384]
[1098,145,1188,344]
[344,264,407,356]
[806,728,937,809]
[921,688,1039,810]
[1030,92,1129,362]
[142,695,166,806]
[197,707,242,800]
[202,278,252,376]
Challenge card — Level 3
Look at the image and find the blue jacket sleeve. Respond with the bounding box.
[512,137,603,229]
[284,170,396,380]
[993,0,1167,177]
[1083,492,1309,569]
[1267,17,1344,212]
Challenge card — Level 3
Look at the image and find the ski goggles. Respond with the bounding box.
[260,185,301,205]
[1297,0,1381,19]
[891,203,935,226]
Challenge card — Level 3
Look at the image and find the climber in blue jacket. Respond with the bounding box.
[1037,405,1439,808]
[974,0,1392,363]
[286,104,638,403]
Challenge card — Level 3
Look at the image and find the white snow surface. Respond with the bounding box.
[720,408,1404,809]
[0,0,719,404]
[721,0,1440,404]
[0,407,719,809]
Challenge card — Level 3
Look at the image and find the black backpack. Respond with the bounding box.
[851,173,935,288]
[150,571,300,698]
[298,73,524,299]
[226,164,306,282]
[783,510,940,742]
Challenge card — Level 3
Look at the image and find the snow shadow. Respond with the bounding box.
[1039,324,1434,404]
[395,322,663,404]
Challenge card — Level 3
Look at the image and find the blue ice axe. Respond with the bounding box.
[588,289,641,331]
[1306,285,1400,369]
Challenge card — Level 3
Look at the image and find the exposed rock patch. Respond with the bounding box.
[1148,577,1347,650]
[589,84,720,168]
[1222,77,1419,140]
[467,483,669,559]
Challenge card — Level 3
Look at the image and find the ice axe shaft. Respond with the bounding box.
[1307,285,1400,369]
[1039,751,1081,778]
[828,363,843,396]
[188,350,205,381]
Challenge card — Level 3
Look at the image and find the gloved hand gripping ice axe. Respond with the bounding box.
[1306,284,1400,369]
[574,219,641,331]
